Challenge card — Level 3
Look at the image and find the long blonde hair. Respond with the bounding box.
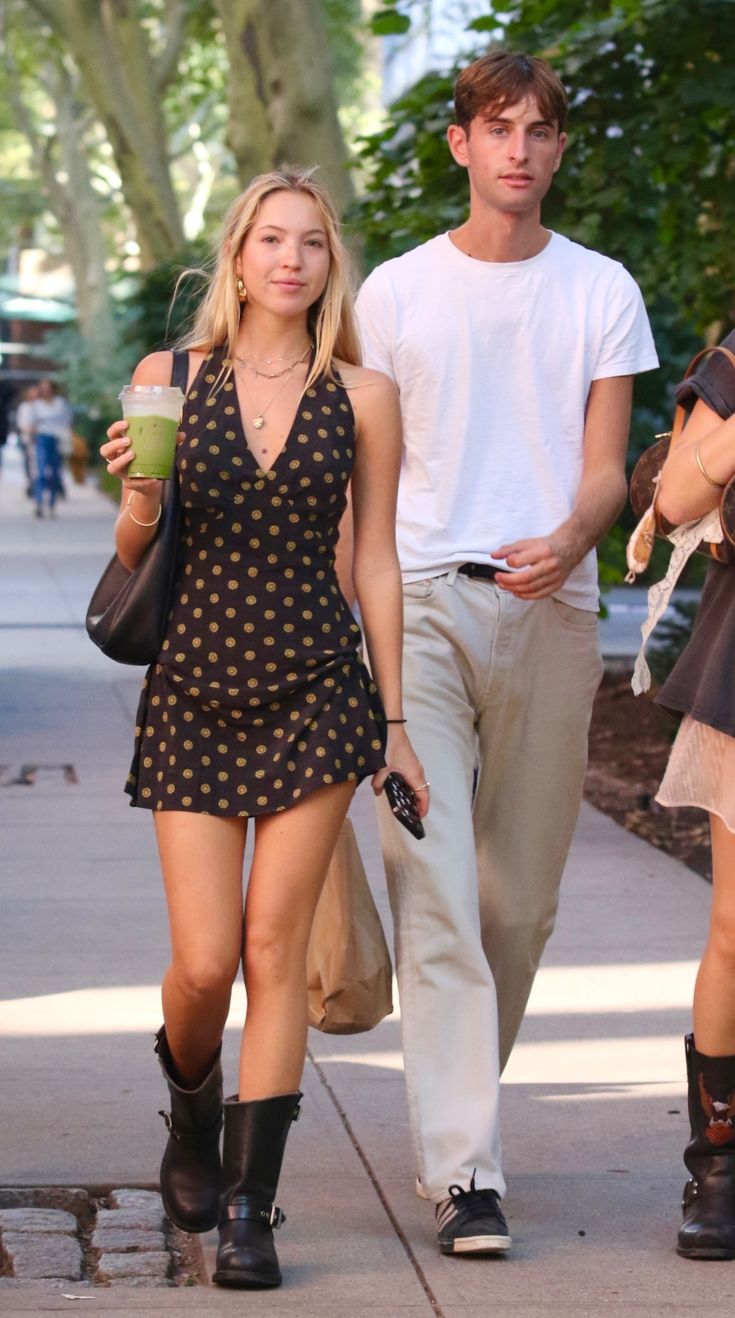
[178,167,361,391]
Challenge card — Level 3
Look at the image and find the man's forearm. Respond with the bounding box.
[552,467,628,568]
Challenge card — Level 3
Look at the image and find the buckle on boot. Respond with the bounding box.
[225,1196,286,1229]
[158,1109,180,1141]
[682,1178,699,1211]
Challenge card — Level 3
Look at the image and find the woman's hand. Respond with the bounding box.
[100,420,162,498]
[372,727,430,819]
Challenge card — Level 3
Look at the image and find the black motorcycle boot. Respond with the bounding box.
[155,1026,223,1233]
[678,1033,735,1259]
[212,1091,302,1288]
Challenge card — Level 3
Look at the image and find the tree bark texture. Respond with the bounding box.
[4,43,115,360]
[215,0,353,213]
[26,0,185,268]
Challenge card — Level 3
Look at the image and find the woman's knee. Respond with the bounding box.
[171,953,238,1003]
[243,921,302,995]
[707,917,735,973]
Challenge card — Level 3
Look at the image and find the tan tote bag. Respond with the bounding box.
[307,818,394,1034]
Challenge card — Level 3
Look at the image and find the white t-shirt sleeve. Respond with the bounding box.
[16,401,33,433]
[592,265,659,380]
[355,267,397,383]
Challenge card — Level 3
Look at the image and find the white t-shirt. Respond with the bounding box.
[15,399,35,439]
[356,231,658,609]
[29,396,72,444]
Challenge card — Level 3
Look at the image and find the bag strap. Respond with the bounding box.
[170,349,189,393]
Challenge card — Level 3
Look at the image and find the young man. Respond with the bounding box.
[356,51,658,1257]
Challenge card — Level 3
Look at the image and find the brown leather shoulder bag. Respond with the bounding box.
[629,344,735,564]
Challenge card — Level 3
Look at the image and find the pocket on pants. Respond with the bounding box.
[403,578,435,602]
[550,597,598,632]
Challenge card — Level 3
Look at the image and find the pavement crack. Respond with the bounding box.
[307,1048,445,1317]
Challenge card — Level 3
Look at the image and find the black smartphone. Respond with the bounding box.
[384,772,425,840]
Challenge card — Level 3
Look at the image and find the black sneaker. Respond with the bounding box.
[436,1174,511,1255]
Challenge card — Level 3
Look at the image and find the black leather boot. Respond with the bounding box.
[678,1033,735,1259]
[212,1091,302,1288]
[155,1026,223,1233]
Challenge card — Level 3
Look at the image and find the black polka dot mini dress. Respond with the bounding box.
[125,346,386,816]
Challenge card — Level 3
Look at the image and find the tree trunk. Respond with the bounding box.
[213,0,275,185]
[51,76,115,357]
[215,0,353,212]
[26,0,185,268]
[4,41,115,367]
[262,0,353,212]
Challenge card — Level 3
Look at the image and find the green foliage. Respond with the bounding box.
[120,240,211,360]
[41,321,137,437]
[320,0,367,104]
[351,71,465,266]
[370,2,412,36]
[496,0,735,334]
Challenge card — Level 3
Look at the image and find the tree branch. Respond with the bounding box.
[156,0,188,91]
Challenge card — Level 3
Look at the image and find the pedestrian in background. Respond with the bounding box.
[653,330,735,1260]
[101,168,426,1289]
[356,49,658,1257]
[14,382,39,497]
[0,385,10,475]
[29,378,72,518]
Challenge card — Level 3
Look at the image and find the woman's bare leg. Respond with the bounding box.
[155,811,247,1085]
[692,814,735,1055]
[239,781,356,1099]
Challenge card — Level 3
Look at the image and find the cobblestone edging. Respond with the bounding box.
[0,1188,200,1289]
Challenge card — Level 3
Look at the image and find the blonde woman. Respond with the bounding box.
[101,169,427,1288]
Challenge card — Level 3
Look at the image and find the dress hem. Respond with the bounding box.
[655,791,735,836]
[124,759,383,817]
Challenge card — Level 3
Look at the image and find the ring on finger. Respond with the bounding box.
[417,781,431,791]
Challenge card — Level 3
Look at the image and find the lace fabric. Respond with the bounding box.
[630,507,723,697]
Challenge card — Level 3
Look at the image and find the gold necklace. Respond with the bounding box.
[234,358,300,381]
[234,343,311,379]
[239,356,304,430]
[239,344,309,364]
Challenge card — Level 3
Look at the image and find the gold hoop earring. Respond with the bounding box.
[236,277,247,303]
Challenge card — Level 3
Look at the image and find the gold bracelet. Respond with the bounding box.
[126,490,162,527]
[694,443,725,489]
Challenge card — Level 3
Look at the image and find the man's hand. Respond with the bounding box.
[491,534,579,599]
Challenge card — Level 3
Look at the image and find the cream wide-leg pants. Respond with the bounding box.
[378,570,603,1202]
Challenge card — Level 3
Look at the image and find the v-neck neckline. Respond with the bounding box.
[232,348,314,476]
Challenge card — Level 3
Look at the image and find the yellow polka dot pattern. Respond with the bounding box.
[126,346,386,816]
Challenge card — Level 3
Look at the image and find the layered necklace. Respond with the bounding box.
[233,343,311,430]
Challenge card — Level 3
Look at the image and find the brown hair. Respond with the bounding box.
[454,50,568,134]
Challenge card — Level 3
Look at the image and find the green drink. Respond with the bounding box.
[119,384,185,479]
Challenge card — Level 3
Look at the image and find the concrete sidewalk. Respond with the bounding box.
[1,444,732,1315]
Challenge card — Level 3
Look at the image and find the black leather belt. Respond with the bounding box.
[457,562,499,581]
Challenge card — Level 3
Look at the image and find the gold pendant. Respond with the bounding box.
[253,415,265,429]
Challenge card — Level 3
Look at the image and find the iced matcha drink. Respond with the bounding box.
[119,384,185,479]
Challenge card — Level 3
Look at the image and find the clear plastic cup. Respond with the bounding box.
[119,384,185,479]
